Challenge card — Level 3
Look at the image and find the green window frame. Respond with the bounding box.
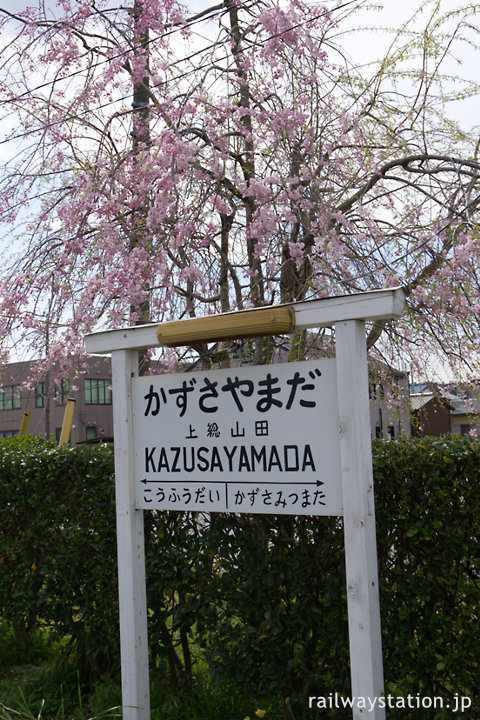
[55,379,70,406]
[85,379,112,405]
[35,381,47,408]
[0,385,21,411]
[86,426,97,441]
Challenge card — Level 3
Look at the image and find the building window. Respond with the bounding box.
[35,381,47,408]
[85,379,112,405]
[369,382,385,400]
[55,379,70,406]
[387,424,395,440]
[0,430,18,438]
[86,426,97,441]
[0,385,21,411]
[461,424,471,436]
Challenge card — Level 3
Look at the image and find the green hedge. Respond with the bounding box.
[374,436,480,709]
[0,436,478,717]
[0,437,118,678]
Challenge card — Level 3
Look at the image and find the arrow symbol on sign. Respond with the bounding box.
[140,478,325,487]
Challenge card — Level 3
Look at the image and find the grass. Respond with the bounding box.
[0,621,280,720]
[0,621,118,720]
[1,667,276,720]
[1,664,97,719]
[0,618,297,720]
[0,686,121,720]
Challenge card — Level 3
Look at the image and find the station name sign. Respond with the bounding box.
[132,359,343,516]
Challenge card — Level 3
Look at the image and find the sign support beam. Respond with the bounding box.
[85,288,406,353]
[335,320,385,719]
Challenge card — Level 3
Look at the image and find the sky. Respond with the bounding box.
[1,0,478,152]
[343,0,479,130]
[3,0,477,207]
[0,0,479,376]
[1,0,478,240]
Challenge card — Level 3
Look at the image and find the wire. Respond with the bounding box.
[2,0,478,298]
[0,0,359,146]
[2,0,356,109]
[0,1,242,106]
[309,188,480,298]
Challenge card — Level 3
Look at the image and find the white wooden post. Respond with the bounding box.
[335,320,385,719]
[111,349,150,720]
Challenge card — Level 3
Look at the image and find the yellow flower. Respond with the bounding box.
[255,711,266,719]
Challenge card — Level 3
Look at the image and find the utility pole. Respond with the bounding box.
[130,0,151,374]
[45,309,51,438]
[132,0,150,151]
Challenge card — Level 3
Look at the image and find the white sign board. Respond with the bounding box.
[132,359,342,515]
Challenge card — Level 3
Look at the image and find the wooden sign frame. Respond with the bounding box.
[85,287,406,720]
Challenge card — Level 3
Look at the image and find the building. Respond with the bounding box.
[448,393,480,436]
[0,356,113,443]
[368,363,411,439]
[410,381,480,437]
[410,393,453,436]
